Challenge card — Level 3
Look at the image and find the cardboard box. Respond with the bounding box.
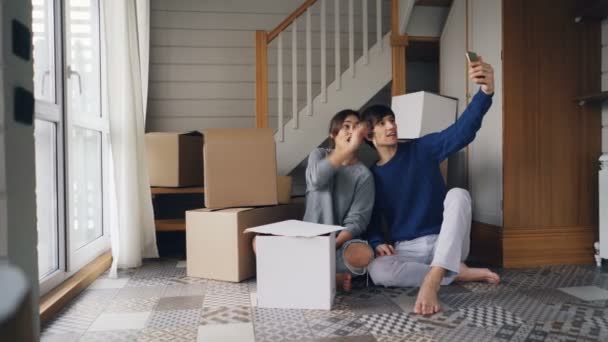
[245,220,343,310]
[391,92,457,139]
[186,202,304,282]
[276,176,293,204]
[204,128,278,208]
[145,132,203,187]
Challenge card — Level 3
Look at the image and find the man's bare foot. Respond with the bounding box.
[456,263,500,284]
[414,267,444,315]
[336,273,352,292]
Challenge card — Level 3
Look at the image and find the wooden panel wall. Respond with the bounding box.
[147,0,299,132]
[502,0,601,266]
[502,226,598,268]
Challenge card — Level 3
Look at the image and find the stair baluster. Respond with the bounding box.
[363,0,369,64]
[255,0,402,174]
[292,21,298,129]
[321,0,327,103]
[349,0,355,77]
[277,32,284,141]
[334,0,341,90]
[306,8,312,116]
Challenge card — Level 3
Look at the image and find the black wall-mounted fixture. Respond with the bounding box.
[12,19,31,61]
[14,87,34,125]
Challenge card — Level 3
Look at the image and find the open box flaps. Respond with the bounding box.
[244,220,343,237]
[248,220,343,310]
[186,202,305,282]
[203,128,274,143]
[192,207,254,214]
[145,131,204,187]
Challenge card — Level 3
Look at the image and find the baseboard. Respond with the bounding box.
[39,251,112,323]
[502,226,597,268]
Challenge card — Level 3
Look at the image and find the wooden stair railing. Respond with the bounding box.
[390,0,408,96]
[255,0,319,130]
[255,30,269,129]
[255,0,407,130]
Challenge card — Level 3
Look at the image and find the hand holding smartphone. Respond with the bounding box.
[466,51,494,94]
[466,51,485,80]
[465,51,479,64]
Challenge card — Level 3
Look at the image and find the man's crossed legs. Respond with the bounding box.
[368,188,500,315]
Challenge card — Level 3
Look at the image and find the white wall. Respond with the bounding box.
[440,0,503,226]
[147,0,391,133]
[602,19,608,153]
[467,0,502,227]
[2,0,39,336]
[147,0,297,132]
[439,0,468,189]
[439,0,466,113]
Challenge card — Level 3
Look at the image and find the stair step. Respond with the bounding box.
[151,187,205,195]
[155,219,186,232]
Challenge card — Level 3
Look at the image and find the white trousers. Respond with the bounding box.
[368,188,472,287]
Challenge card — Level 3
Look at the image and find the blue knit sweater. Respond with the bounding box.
[368,89,493,248]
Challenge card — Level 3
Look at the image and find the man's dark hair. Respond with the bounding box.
[360,105,395,149]
[361,104,395,128]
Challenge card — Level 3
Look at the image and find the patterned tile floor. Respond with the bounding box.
[41,259,608,342]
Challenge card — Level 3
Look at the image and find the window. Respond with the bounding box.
[65,0,109,271]
[34,0,109,294]
[33,0,63,285]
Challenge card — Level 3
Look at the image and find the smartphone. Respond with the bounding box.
[465,51,479,63]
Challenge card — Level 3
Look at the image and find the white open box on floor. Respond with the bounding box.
[391,91,458,139]
[245,220,342,310]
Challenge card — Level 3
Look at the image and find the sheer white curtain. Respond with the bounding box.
[102,0,158,275]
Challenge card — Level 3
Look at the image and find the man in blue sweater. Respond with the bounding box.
[361,57,500,316]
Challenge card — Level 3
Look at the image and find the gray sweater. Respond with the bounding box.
[302,148,375,238]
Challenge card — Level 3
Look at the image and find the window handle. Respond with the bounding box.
[67,65,82,94]
[41,70,50,95]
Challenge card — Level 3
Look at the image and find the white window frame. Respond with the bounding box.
[63,0,110,273]
[36,0,67,295]
[36,0,110,295]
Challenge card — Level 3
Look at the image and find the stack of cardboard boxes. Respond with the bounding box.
[146,132,206,256]
[146,128,341,310]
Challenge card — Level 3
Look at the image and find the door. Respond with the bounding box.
[34,0,109,295]
[33,0,67,293]
[64,0,110,271]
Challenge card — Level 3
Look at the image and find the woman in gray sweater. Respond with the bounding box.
[303,109,375,292]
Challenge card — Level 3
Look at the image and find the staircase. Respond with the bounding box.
[255,0,433,175]
[276,33,391,174]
